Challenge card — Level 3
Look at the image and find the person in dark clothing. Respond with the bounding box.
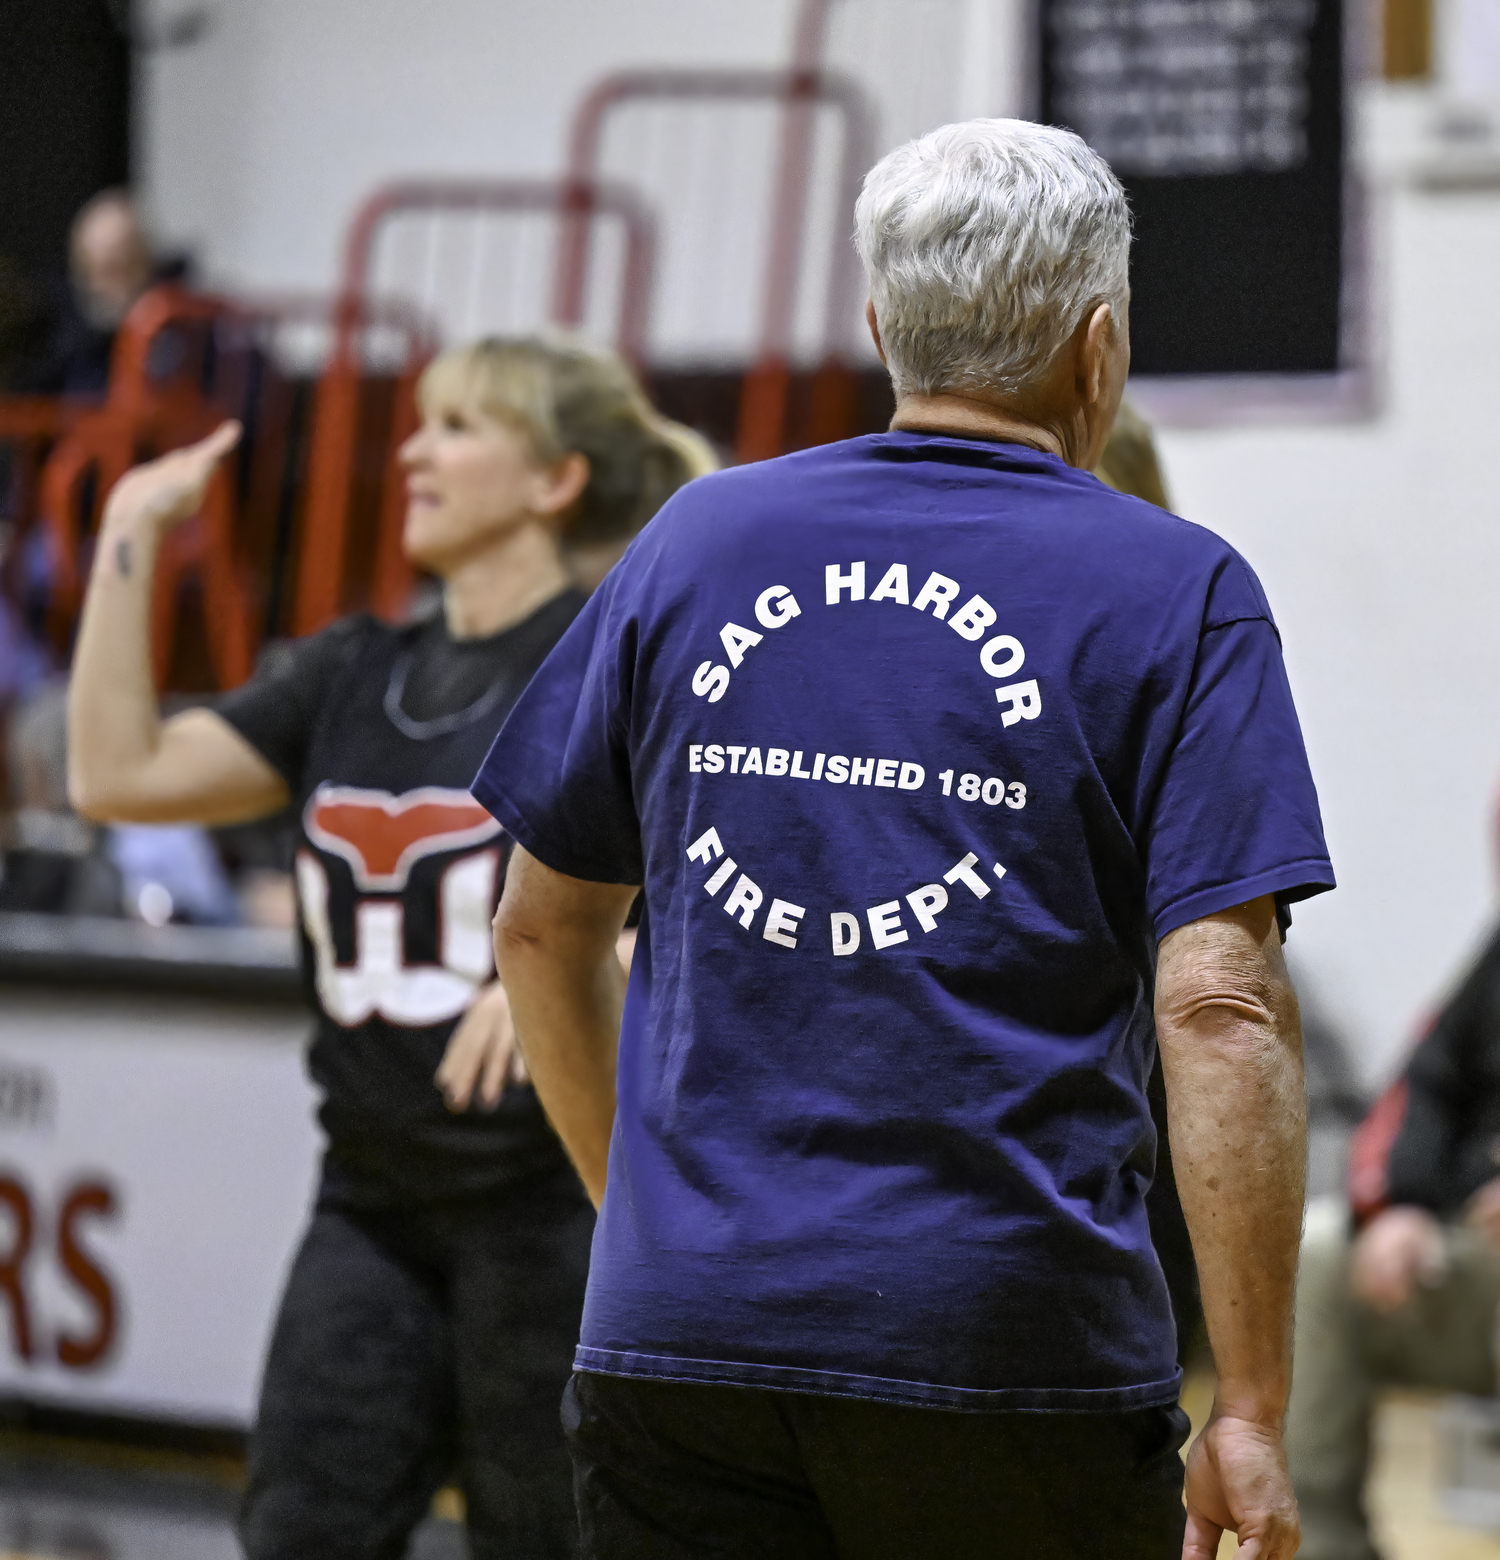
[64,335,712,1559]
[1286,926,1500,1560]
[13,189,158,396]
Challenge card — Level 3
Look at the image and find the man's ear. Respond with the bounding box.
[865,299,888,366]
[1082,303,1115,406]
[534,452,591,519]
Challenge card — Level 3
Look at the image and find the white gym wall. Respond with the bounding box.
[134,0,1500,1085]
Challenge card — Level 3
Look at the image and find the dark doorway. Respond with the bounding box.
[0,0,132,295]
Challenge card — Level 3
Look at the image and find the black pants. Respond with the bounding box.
[241,1169,594,1560]
[563,1372,1189,1559]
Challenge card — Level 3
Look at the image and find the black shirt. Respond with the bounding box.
[1386,924,1500,1216]
[218,592,586,1205]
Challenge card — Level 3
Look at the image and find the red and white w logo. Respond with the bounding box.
[298,786,503,1028]
[304,785,501,890]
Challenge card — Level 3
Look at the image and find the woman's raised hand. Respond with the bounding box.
[103,420,243,538]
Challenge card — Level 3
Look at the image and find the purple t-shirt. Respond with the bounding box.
[472,432,1333,1412]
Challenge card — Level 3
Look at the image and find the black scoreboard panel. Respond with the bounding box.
[1039,0,1346,378]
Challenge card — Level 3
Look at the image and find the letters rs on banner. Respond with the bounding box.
[0,994,320,1426]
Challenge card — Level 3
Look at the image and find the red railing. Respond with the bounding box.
[553,67,873,461]
[34,286,263,690]
[294,177,657,636]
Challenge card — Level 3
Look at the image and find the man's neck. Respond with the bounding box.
[889,392,1083,466]
[440,522,572,641]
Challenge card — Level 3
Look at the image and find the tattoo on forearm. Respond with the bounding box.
[114,538,131,579]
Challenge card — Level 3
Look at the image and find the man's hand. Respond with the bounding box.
[102,420,241,540]
[1466,1177,1500,1255]
[436,981,526,1112]
[1351,1205,1446,1314]
[1183,1413,1300,1560]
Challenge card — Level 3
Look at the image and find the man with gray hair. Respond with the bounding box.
[472,118,1329,1558]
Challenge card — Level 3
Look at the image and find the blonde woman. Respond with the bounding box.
[67,337,713,1560]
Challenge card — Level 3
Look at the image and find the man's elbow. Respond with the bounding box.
[491,898,551,977]
[1157,970,1302,1072]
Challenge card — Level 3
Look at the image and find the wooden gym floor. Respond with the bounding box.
[1181,1375,1500,1559]
[0,1384,1492,1556]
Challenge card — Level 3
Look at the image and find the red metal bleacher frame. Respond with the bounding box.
[551,66,873,463]
[294,176,658,637]
[32,285,265,690]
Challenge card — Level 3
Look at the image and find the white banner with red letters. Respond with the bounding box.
[0,986,320,1425]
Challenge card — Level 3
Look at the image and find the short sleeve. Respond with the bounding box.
[470,585,643,885]
[1144,616,1334,940]
[215,617,367,791]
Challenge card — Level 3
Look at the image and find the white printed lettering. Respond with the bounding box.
[982,777,1004,806]
[742,747,763,775]
[869,563,910,605]
[723,874,763,928]
[949,595,998,642]
[867,901,908,949]
[763,898,806,949]
[980,635,1025,680]
[725,746,747,773]
[825,755,850,784]
[703,744,725,773]
[720,622,763,668]
[442,852,502,983]
[898,762,925,790]
[689,744,703,772]
[943,852,991,899]
[825,562,866,603]
[995,680,1043,727]
[1006,782,1027,809]
[912,572,960,619]
[790,750,812,778]
[831,912,861,956]
[755,586,802,629]
[993,862,1008,883]
[686,827,724,865]
[906,883,949,934]
[812,753,826,780]
[704,857,738,896]
[874,759,898,788]
[692,661,730,703]
[766,748,790,776]
[849,757,875,786]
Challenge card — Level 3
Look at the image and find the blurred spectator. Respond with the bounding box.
[1095,397,1171,509]
[0,523,53,714]
[11,189,173,398]
[0,675,240,924]
[108,821,239,927]
[0,678,116,914]
[1294,958,1372,1198]
[1287,932,1500,1559]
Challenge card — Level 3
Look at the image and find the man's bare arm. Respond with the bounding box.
[1157,894,1304,1560]
[492,846,639,1206]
